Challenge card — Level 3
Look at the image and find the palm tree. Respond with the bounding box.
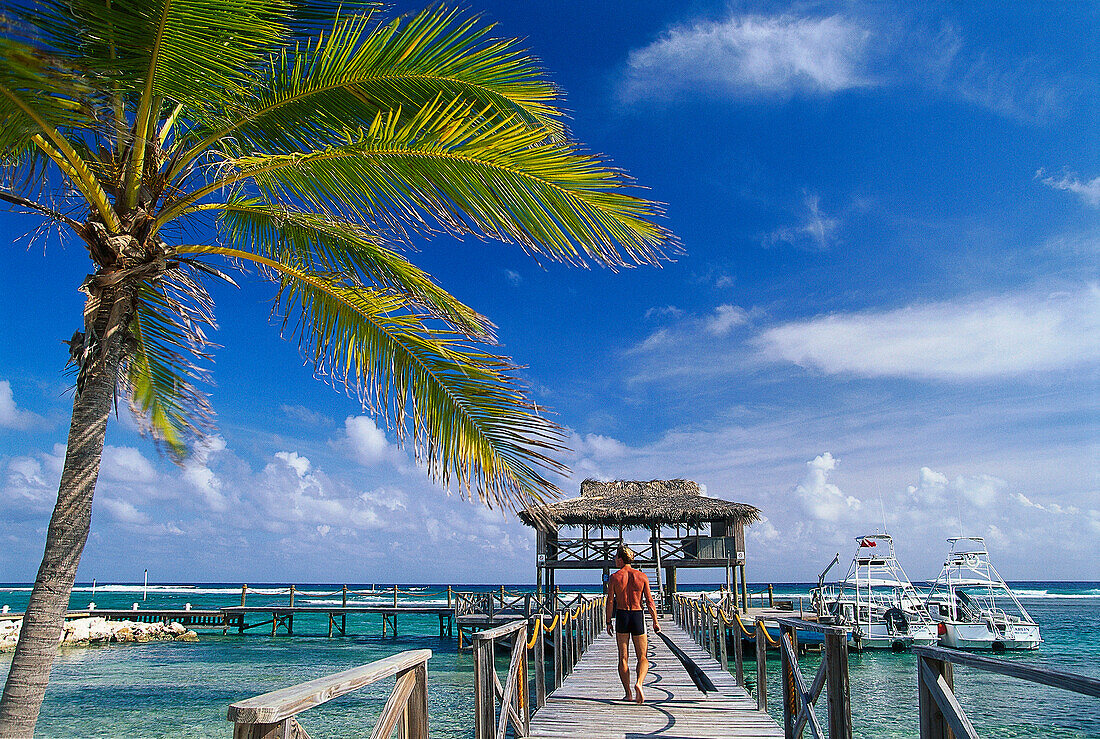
[0,1,673,733]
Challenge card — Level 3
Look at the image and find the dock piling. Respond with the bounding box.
[756,620,768,711]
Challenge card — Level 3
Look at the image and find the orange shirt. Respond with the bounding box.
[608,566,650,611]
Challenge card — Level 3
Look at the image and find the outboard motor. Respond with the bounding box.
[884,607,909,635]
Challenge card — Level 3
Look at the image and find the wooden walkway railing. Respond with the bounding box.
[227,649,430,739]
[776,617,851,739]
[471,595,605,738]
[914,645,1100,739]
[673,595,851,739]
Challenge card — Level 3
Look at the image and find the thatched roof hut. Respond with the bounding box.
[518,478,761,530]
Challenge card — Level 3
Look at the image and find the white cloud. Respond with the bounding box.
[764,193,840,251]
[621,13,873,102]
[796,453,861,521]
[100,446,156,483]
[644,305,684,320]
[340,416,395,466]
[280,404,332,427]
[1038,170,1100,208]
[99,497,150,525]
[706,305,749,336]
[182,435,228,512]
[758,284,1100,379]
[273,450,311,477]
[619,8,1068,122]
[504,269,522,287]
[0,381,44,430]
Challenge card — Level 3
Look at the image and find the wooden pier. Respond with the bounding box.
[221,605,453,638]
[529,617,783,739]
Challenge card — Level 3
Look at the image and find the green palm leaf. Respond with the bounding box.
[179,244,566,508]
[18,0,290,105]
[169,98,674,268]
[124,274,218,459]
[217,197,493,338]
[175,5,565,178]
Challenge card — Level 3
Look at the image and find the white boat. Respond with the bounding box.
[924,537,1041,651]
[811,534,938,651]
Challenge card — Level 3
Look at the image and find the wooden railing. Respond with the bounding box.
[227,649,430,739]
[548,535,739,564]
[914,645,1100,739]
[473,621,530,739]
[472,596,606,738]
[776,618,851,739]
[672,597,850,738]
[453,589,592,620]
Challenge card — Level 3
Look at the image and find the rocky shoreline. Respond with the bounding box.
[1,617,198,651]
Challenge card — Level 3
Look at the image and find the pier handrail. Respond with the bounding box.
[914,645,1100,739]
[473,619,530,739]
[227,648,430,739]
[775,617,851,739]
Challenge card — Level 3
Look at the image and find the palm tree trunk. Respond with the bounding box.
[0,288,128,737]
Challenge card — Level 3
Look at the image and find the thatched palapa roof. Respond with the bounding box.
[518,479,761,529]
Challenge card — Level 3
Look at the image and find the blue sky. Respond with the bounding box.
[0,1,1097,585]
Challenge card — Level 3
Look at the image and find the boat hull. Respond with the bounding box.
[937,622,1041,650]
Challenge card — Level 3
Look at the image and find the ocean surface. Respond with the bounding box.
[1,581,1097,738]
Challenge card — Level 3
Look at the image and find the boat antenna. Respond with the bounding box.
[878,494,888,535]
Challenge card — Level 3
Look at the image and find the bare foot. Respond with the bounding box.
[621,690,633,701]
[634,683,645,704]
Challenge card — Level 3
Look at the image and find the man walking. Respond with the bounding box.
[605,545,661,703]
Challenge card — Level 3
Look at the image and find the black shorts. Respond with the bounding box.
[615,609,646,635]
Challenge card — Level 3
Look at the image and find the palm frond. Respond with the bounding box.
[168,99,675,268]
[16,0,290,106]
[176,243,566,509]
[279,268,565,510]
[122,270,218,460]
[216,197,493,339]
[0,33,92,159]
[175,4,564,176]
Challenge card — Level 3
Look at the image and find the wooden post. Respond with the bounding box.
[341,585,347,636]
[289,585,295,608]
[719,611,729,671]
[780,624,799,738]
[241,584,248,607]
[756,620,768,712]
[393,584,398,608]
[712,609,719,659]
[535,615,547,709]
[740,564,749,612]
[576,607,583,658]
[553,613,563,688]
[825,630,853,739]
[473,635,495,739]
[733,613,745,686]
[447,585,452,610]
[567,613,575,675]
[768,583,774,608]
[918,654,954,739]
[399,660,429,739]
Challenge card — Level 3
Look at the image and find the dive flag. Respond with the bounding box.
[860,538,877,547]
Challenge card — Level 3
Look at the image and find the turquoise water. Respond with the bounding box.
[1,582,1097,738]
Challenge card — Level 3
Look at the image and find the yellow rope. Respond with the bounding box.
[526,628,539,650]
[543,614,560,631]
[733,611,754,637]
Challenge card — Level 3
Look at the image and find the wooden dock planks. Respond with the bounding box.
[529,618,783,739]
